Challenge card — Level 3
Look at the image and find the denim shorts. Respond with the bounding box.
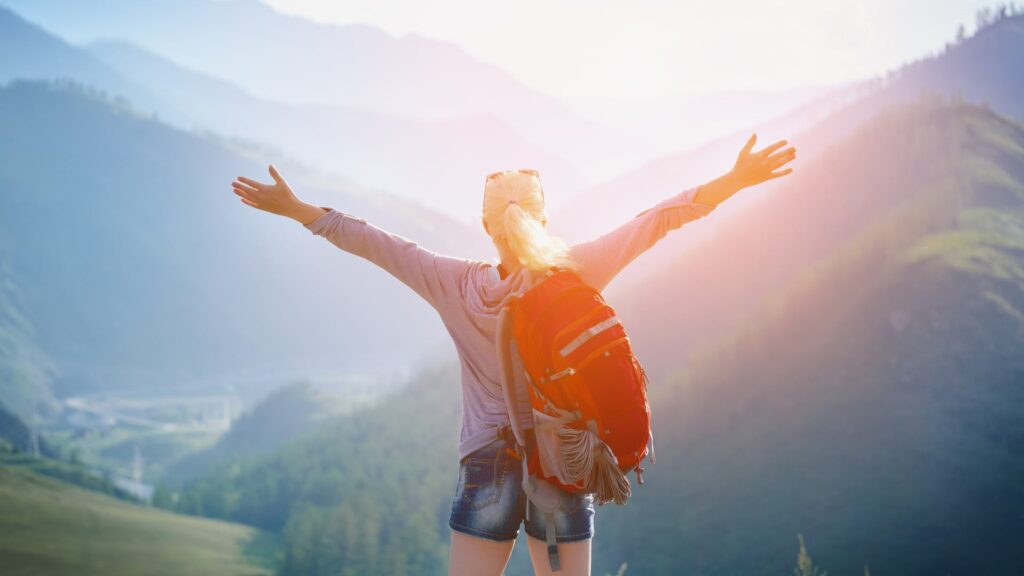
[448,435,595,542]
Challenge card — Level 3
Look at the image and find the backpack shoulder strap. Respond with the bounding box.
[496,301,528,447]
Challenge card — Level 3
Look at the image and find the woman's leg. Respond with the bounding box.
[526,536,591,576]
[448,530,517,576]
[448,436,523,575]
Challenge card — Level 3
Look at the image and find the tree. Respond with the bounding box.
[794,534,827,576]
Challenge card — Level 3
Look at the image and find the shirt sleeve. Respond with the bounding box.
[303,207,473,312]
[567,186,716,292]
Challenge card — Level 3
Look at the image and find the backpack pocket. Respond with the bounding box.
[458,450,508,510]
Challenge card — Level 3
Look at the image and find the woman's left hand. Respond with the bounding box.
[693,134,796,207]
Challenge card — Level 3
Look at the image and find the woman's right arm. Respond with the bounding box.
[231,166,471,311]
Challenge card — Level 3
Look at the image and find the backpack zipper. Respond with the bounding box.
[546,366,576,381]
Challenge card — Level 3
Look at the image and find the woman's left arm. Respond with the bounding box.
[568,134,795,292]
[693,134,795,207]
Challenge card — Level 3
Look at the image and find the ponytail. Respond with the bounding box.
[483,170,577,272]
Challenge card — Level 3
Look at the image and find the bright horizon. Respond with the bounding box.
[263,0,995,102]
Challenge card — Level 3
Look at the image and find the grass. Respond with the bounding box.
[0,452,134,500]
[904,207,1024,282]
[0,465,276,575]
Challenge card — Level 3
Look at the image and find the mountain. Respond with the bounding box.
[590,101,1024,574]
[1,448,139,500]
[163,381,349,482]
[0,6,584,223]
[0,80,487,398]
[0,252,56,421]
[0,0,652,185]
[0,4,161,114]
[82,40,583,224]
[565,13,1024,383]
[878,12,1024,122]
[158,360,463,576]
[0,403,44,454]
[553,14,1024,248]
[546,79,872,255]
[0,465,275,574]
[567,84,834,171]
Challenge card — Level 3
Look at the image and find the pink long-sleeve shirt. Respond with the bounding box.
[304,185,715,460]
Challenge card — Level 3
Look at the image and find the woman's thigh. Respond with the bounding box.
[448,530,516,576]
[523,488,595,544]
[526,535,591,576]
[521,470,595,575]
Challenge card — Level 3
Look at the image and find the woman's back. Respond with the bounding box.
[301,185,714,459]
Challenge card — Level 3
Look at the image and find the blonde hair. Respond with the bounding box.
[482,170,577,272]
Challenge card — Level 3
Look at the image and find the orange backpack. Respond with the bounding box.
[496,266,656,504]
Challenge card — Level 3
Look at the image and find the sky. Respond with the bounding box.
[263,0,996,102]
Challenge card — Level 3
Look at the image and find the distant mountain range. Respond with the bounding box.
[0,0,834,225]
[553,13,1024,248]
[0,80,487,401]
[0,0,880,409]
[0,6,161,112]
[163,381,347,483]
[576,14,1024,384]
[0,6,584,223]
[0,0,673,193]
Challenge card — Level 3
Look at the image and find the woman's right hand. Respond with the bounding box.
[231,165,326,224]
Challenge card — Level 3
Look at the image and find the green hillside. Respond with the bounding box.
[163,381,352,483]
[590,101,1024,574]
[0,256,55,422]
[159,361,462,576]
[0,465,275,575]
[0,404,37,453]
[606,14,1024,385]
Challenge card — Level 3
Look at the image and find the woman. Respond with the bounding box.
[231,133,795,576]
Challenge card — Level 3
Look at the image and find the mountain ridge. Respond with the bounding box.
[0,79,486,398]
[0,0,651,184]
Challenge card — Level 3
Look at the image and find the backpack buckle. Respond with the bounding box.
[547,366,576,381]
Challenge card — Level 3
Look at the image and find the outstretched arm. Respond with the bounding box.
[231,166,471,311]
[568,134,795,292]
